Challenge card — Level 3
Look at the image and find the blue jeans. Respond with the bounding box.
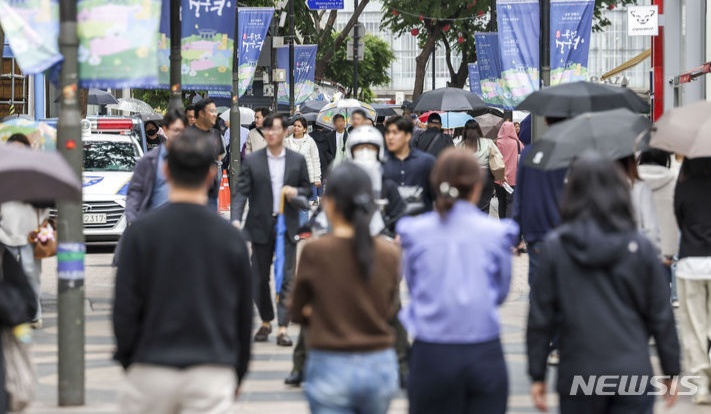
[304,349,398,414]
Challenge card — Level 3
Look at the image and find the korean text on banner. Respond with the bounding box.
[237,8,274,96]
[277,45,318,105]
[497,0,540,109]
[0,0,62,75]
[468,63,482,97]
[474,33,506,108]
[550,0,594,86]
[78,0,161,89]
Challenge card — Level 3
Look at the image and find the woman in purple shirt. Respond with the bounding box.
[397,148,518,414]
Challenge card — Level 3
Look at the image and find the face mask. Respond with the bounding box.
[352,147,378,163]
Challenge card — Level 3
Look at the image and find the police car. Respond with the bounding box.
[49,117,146,244]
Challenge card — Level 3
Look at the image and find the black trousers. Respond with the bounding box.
[408,339,508,414]
[251,217,296,327]
[477,168,495,214]
[494,184,515,219]
[559,394,654,414]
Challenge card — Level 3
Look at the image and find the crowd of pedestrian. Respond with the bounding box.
[3,95,711,414]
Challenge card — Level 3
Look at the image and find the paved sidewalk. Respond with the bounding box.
[24,250,704,413]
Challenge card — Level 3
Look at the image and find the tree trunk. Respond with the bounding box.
[79,89,89,119]
[412,34,438,101]
[315,0,370,79]
[442,36,472,89]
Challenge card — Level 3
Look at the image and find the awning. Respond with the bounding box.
[601,49,651,80]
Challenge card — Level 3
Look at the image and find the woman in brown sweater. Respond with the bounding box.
[289,162,401,414]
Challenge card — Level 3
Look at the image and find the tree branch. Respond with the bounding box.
[316,0,370,78]
[441,34,457,81]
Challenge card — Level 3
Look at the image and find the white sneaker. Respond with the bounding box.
[547,350,560,366]
[692,387,711,405]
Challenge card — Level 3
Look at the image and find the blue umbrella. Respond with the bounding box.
[274,189,288,302]
[441,112,474,129]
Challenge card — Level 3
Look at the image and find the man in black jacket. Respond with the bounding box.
[113,128,253,413]
[411,112,454,158]
[324,113,349,169]
[233,113,311,347]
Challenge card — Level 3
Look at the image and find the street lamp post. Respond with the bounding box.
[288,0,295,115]
[229,3,242,221]
[353,0,360,99]
[57,0,85,405]
[168,0,184,112]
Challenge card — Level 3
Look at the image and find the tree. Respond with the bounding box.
[324,33,396,102]
[380,0,638,99]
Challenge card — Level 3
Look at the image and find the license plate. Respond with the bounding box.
[83,213,107,224]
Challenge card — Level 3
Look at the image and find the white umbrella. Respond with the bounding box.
[107,98,154,114]
[316,99,377,129]
[220,107,255,126]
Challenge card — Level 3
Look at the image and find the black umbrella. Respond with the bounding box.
[0,144,81,203]
[288,112,318,125]
[300,100,328,114]
[413,88,488,112]
[54,89,119,105]
[516,81,649,118]
[371,104,399,117]
[522,108,651,170]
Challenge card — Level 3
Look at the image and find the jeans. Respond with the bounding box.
[477,169,495,214]
[494,184,514,219]
[304,349,398,414]
[5,244,41,321]
[527,240,543,289]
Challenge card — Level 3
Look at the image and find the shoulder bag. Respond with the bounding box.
[27,211,56,260]
[488,142,506,181]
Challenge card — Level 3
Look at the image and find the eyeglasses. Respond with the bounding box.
[263,127,284,134]
[206,109,218,115]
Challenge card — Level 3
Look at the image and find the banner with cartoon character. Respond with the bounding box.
[0,0,62,74]
[474,33,506,108]
[550,0,594,86]
[277,45,318,105]
[158,4,273,92]
[497,0,540,108]
[77,0,161,88]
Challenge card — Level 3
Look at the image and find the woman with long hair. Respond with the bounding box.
[398,148,517,413]
[456,119,499,214]
[285,117,321,214]
[527,151,680,413]
[289,162,400,414]
[674,157,711,404]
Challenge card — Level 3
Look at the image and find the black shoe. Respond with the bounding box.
[276,333,294,347]
[284,371,303,386]
[399,373,408,390]
[254,325,272,342]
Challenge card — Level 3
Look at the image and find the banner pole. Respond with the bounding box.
[230,3,242,221]
[289,0,295,115]
[168,0,184,112]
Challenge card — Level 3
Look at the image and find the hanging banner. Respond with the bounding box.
[158,5,272,92]
[497,0,540,108]
[468,63,482,97]
[237,8,274,96]
[77,0,161,88]
[0,0,62,74]
[474,33,506,108]
[550,0,594,86]
[277,45,318,105]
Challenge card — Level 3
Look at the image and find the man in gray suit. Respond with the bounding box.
[233,113,311,347]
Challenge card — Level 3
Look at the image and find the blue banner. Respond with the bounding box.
[474,33,506,108]
[158,4,272,92]
[550,0,594,86]
[277,45,318,105]
[497,0,540,108]
[0,0,62,74]
[468,63,482,97]
[237,8,274,96]
[78,0,161,88]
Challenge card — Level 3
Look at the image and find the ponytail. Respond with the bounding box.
[352,194,374,279]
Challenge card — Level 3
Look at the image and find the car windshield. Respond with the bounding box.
[84,141,139,172]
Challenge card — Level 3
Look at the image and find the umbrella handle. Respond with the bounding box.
[280,188,289,215]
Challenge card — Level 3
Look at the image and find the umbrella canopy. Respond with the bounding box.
[516,81,649,117]
[441,112,475,129]
[300,100,328,114]
[88,89,118,105]
[0,118,56,150]
[413,87,488,112]
[371,104,400,117]
[107,97,155,114]
[289,113,318,126]
[650,100,711,158]
[316,99,377,129]
[418,111,444,123]
[522,108,651,170]
[0,144,81,204]
[474,113,505,139]
[219,107,256,126]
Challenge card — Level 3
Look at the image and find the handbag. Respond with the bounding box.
[488,141,506,181]
[2,327,36,412]
[27,211,56,260]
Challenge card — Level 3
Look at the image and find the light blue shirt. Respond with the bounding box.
[149,145,169,209]
[397,201,519,344]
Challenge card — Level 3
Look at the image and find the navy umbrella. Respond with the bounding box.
[413,88,488,112]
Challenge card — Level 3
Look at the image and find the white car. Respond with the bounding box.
[50,118,146,245]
